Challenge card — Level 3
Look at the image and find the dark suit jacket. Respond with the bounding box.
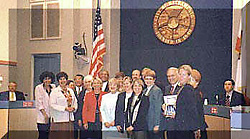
[115,92,133,131]
[144,85,163,130]
[174,85,200,131]
[73,88,86,122]
[102,81,109,92]
[164,84,182,96]
[219,90,246,107]
[194,87,208,130]
[0,91,25,101]
[160,84,181,131]
[125,93,149,131]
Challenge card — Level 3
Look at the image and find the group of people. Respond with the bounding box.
[0,64,246,139]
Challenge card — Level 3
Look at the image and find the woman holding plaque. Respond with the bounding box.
[49,72,78,139]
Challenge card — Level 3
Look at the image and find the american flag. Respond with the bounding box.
[89,4,106,77]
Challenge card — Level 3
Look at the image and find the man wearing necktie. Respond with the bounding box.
[73,74,86,139]
[0,81,25,101]
[219,79,245,107]
[160,67,180,139]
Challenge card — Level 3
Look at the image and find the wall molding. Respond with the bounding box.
[0,60,17,66]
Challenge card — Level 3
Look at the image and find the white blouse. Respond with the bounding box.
[49,86,78,123]
[100,92,119,131]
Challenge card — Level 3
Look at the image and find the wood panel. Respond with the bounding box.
[9,109,37,130]
[205,115,231,139]
[0,109,8,138]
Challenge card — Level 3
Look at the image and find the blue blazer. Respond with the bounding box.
[0,91,25,101]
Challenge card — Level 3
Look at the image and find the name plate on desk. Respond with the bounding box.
[0,101,35,109]
[204,105,230,119]
[23,101,34,107]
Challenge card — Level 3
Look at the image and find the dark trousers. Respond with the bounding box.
[128,131,147,139]
[74,121,88,139]
[201,130,208,139]
[37,123,50,139]
[85,122,102,139]
[147,131,162,139]
[74,120,84,139]
[166,131,177,139]
[175,131,195,139]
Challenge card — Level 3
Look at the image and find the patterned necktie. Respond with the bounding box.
[225,95,230,106]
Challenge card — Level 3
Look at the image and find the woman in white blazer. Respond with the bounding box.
[49,72,78,139]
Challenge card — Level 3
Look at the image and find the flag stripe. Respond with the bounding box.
[89,6,106,77]
[235,19,242,53]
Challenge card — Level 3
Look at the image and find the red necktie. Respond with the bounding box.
[170,86,174,94]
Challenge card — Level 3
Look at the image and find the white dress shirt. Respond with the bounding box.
[35,83,55,123]
[131,95,141,124]
[76,86,83,95]
[100,92,119,131]
[226,90,233,102]
[125,92,133,112]
[102,81,108,92]
[145,85,154,96]
[50,86,78,123]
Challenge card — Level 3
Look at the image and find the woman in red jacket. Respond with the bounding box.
[82,77,107,138]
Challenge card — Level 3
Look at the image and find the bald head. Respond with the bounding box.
[166,67,179,85]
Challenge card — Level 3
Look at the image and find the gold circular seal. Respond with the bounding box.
[153,1,196,45]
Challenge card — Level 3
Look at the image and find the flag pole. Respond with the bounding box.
[97,0,100,8]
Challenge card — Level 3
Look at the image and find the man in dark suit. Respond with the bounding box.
[0,81,25,101]
[160,67,180,139]
[73,74,86,139]
[219,79,245,107]
[99,70,109,92]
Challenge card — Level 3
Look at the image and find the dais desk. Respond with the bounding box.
[0,101,37,139]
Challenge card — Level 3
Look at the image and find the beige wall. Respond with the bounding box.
[232,0,250,96]
[0,0,17,91]
[12,0,120,99]
[16,1,75,99]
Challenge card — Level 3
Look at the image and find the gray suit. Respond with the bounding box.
[144,85,163,130]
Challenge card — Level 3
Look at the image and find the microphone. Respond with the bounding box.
[215,94,219,105]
